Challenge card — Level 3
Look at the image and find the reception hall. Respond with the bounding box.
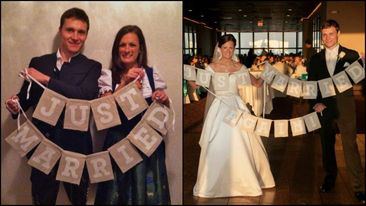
[183,1,365,205]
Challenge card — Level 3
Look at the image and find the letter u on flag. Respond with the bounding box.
[64,99,91,131]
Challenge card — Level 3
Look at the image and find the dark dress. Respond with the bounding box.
[94,67,171,205]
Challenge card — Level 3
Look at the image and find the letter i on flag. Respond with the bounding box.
[108,138,143,173]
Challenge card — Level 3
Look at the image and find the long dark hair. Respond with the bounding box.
[218,34,236,48]
[111,25,148,83]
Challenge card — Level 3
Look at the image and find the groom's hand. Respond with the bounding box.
[313,103,327,113]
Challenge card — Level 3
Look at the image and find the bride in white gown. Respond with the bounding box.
[193,34,275,198]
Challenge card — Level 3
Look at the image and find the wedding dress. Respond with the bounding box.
[193,65,275,197]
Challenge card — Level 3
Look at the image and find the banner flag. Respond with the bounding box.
[64,99,90,131]
[86,151,114,183]
[90,95,121,131]
[28,138,62,175]
[56,151,86,185]
[5,120,43,157]
[114,81,148,120]
[32,88,67,126]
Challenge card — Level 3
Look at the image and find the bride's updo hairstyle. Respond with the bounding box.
[218,34,236,48]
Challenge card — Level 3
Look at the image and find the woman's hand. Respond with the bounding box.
[152,89,169,106]
[122,67,144,85]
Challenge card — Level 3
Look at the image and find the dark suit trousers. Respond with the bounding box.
[30,162,89,205]
[319,93,363,192]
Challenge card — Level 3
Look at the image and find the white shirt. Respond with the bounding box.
[98,67,167,98]
[141,67,167,98]
[325,44,339,76]
[55,49,80,71]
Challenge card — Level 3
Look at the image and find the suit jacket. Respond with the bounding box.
[307,45,362,120]
[16,52,101,155]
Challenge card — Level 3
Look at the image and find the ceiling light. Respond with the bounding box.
[288,8,292,11]
[286,14,290,17]
[330,10,339,14]
[222,16,232,20]
[243,14,247,17]
[200,14,204,17]
[188,9,192,12]
[238,9,242,12]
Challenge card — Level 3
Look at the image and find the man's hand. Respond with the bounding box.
[313,103,327,113]
[5,95,20,114]
[23,67,50,85]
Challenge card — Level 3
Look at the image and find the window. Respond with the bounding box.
[269,32,282,48]
[183,25,197,56]
[313,15,321,52]
[254,32,268,48]
[284,32,296,48]
[240,32,253,48]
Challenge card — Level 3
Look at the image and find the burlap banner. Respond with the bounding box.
[183,60,365,99]
[5,73,174,184]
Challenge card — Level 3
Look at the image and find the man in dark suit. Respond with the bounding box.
[308,19,365,203]
[5,8,101,205]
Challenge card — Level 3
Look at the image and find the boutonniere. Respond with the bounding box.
[337,51,346,62]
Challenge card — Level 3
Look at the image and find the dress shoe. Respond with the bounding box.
[320,176,335,193]
[355,192,366,204]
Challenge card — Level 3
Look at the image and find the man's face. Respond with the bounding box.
[59,18,88,55]
[321,26,339,49]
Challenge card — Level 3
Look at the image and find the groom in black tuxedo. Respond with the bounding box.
[5,8,101,204]
[307,19,365,203]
